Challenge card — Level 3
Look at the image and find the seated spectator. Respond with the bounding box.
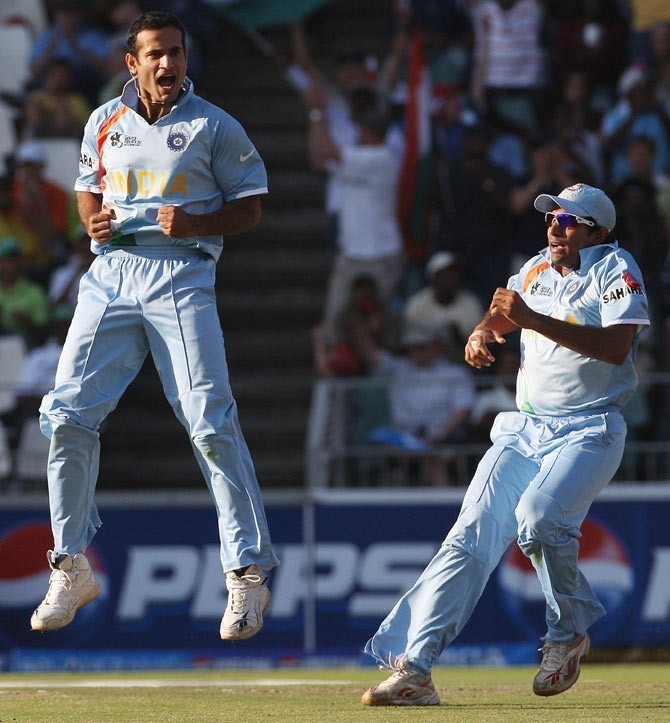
[554,65,607,137]
[402,251,483,363]
[11,140,71,283]
[611,135,670,209]
[364,323,475,449]
[312,273,397,378]
[484,109,531,183]
[600,65,670,182]
[22,58,92,139]
[0,237,51,347]
[508,136,583,266]
[432,86,479,168]
[28,0,109,105]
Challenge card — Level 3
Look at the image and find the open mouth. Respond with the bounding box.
[158,75,177,91]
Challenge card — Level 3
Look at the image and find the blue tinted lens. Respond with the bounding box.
[545,212,580,228]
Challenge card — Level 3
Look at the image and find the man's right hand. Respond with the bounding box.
[87,206,116,244]
[465,328,505,369]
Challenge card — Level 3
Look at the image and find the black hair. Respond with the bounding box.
[126,11,186,56]
[353,107,390,140]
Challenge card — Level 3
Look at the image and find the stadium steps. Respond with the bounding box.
[97,0,391,490]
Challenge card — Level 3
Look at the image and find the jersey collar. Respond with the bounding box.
[540,241,620,275]
[120,76,194,113]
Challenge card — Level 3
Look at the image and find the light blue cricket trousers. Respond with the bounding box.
[365,409,626,674]
[39,248,279,574]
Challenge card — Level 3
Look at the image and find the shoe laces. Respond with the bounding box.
[228,588,251,614]
[538,639,568,672]
[44,568,75,603]
[378,653,419,682]
[386,668,416,685]
[378,651,408,672]
[227,570,263,613]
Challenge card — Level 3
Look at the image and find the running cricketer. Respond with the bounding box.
[31,11,278,642]
[361,183,650,705]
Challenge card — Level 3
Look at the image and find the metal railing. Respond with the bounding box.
[305,373,670,488]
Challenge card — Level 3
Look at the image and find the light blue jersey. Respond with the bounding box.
[508,242,650,415]
[40,78,278,576]
[75,78,268,261]
[364,238,651,676]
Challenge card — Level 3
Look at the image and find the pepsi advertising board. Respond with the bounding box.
[1,486,669,670]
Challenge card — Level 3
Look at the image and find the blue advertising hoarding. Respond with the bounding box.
[0,486,668,670]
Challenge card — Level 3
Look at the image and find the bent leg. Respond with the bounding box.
[366,413,540,673]
[515,412,627,642]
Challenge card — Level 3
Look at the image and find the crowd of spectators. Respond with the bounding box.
[1,0,670,483]
[295,0,670,473]
[0,0,219,463]
[0,0,217,346]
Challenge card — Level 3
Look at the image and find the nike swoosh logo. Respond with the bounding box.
[239,149,255,162]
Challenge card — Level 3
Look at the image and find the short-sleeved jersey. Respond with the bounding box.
[75,78,268,261]
[507,242,650,415]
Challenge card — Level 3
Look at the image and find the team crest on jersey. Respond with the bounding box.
[167,131,189,152]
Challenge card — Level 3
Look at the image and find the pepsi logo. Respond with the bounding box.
[497,516,634,643]
[0,522,110,647]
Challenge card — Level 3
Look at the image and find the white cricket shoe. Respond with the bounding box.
[362,662,440,706]
[220,565,271,641]
[533,633,591,696]
[30,551,101,632]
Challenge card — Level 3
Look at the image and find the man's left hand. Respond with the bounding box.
[489,288,536,327]
[157,205,194,237]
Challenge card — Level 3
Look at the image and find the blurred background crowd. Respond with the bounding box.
[0,0,669,485]
[292,0,670,464]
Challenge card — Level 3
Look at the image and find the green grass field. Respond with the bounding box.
[1,664,669,723]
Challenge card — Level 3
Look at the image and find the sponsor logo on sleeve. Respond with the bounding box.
[602,271,645,304]
[80,152,100,171]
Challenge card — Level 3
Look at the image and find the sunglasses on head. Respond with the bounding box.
[545,211,597,229]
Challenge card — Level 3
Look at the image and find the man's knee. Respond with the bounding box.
[445,503,511,565]
[516,491,577,552]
